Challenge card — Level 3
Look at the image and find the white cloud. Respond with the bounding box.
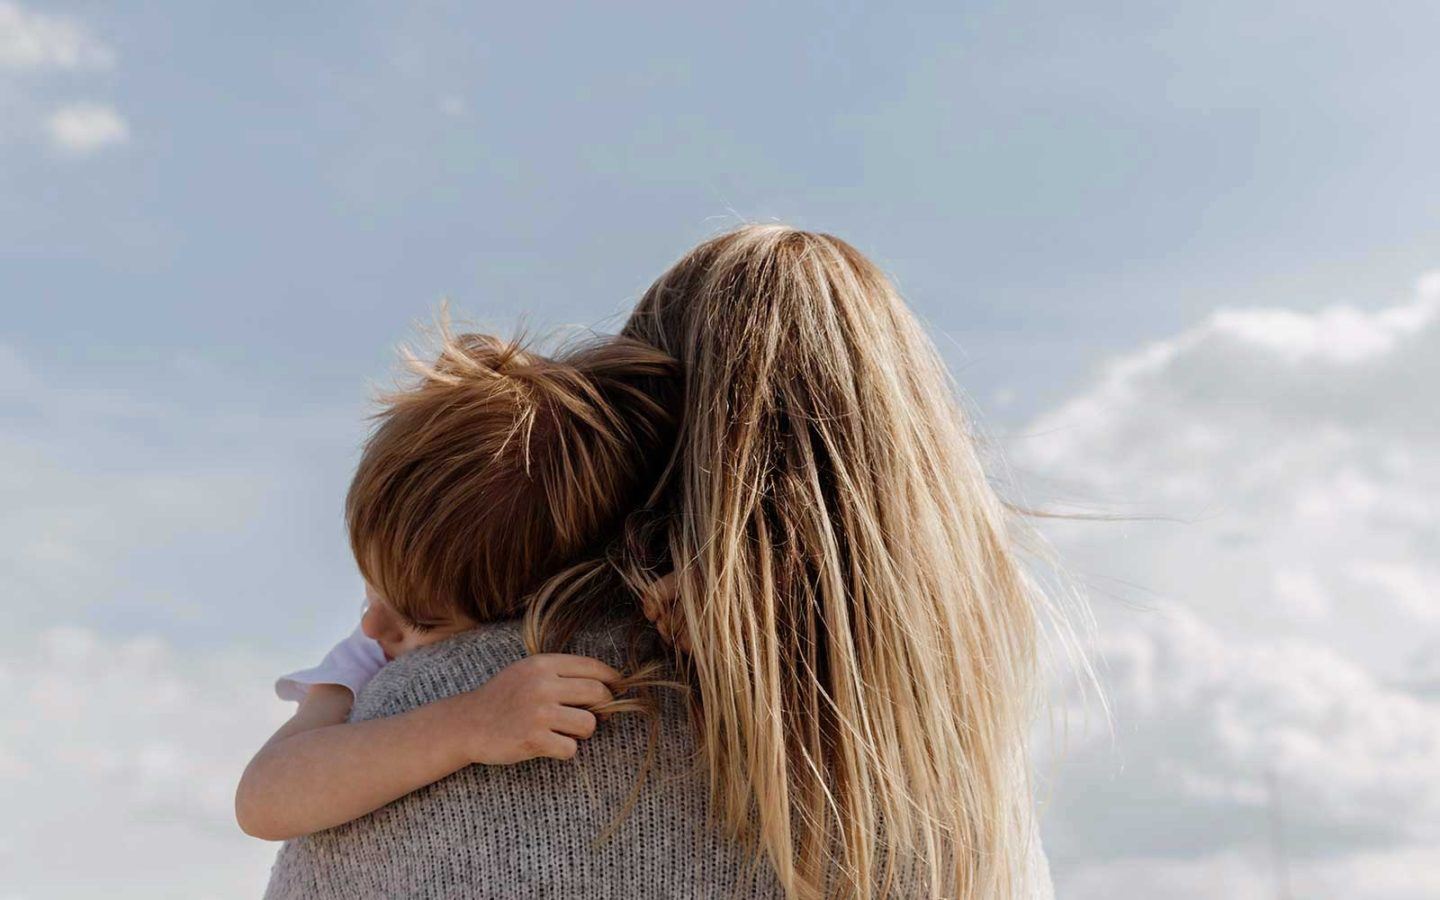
[0,1,113,71]
[0,625,288,897]
[0,344,369,895]
[0,341,379,896]
[0,4,125,155]
[1059,845,1440,900]
[1017,274,1440,678]
[1044,606,1440,859]
[1018,273,1440,895]
[1208,295,1435,365]
[44,101,129,154]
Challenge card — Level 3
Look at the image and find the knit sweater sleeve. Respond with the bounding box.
[262,615,787,900]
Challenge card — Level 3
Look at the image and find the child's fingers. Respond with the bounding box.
[539,733,579,760]
[553,676,613,708]
[541,653,623,683]
[550,706,599,739]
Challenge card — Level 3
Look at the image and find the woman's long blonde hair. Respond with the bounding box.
[526,224,1054,899]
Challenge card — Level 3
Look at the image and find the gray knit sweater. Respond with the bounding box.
[263,612,1054,899]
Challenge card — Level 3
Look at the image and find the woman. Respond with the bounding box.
[264,224,1058,899]
[528,223,1057,899]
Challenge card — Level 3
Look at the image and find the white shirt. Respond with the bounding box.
[275,622,388,702]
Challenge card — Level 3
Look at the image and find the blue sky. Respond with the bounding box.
[3,2,1439,896]
[10,0,1440,650]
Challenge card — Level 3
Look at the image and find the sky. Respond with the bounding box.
[1,1,1437,896]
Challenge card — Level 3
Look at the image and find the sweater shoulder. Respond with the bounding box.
[349,612,637,722]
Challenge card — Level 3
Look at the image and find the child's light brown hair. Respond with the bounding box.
[345,307,678,630]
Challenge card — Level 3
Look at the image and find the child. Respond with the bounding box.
[235,319,678,842]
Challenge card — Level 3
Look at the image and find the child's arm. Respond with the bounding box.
[235,652,621,841]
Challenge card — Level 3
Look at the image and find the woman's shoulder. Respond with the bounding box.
[348,619,516,721]
[350,610,638,722]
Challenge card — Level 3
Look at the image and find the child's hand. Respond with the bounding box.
[445,653,622,765]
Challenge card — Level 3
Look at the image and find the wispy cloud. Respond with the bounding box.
[0,343,353,893]
[437,93,467,118]
[45,101,129,154]
[0,2,126,155]
[0,0,113,71]
[0,625,286,894]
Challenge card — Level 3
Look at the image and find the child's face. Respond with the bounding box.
[361,580,475,662]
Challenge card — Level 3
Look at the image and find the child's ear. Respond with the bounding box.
[639,571,689,653]
[638,571,678,618]
[651,571,679,602]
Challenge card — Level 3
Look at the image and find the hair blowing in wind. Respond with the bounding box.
[527,224,1063,898]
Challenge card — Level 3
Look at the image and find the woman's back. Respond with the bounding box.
[263,612,788,899]
[263,608,1054,899]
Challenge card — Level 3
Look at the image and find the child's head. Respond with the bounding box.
[345,314,677,657]
[359,578,472,661]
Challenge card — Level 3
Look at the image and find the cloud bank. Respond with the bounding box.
[0,626,287,896]
[1017,275,1440,895]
